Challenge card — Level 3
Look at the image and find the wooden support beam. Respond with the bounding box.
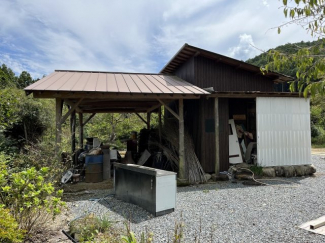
[64,99,83,113]
[214,98,220,174]
[33,91,201,100]
[147,112,151,130]
[178,98,186,180]
[157,99,179,120]
[60,98,84,125]
[82,113,96,126]
[135,113,148,125]
[158,107,162,144]
[146,103,162,113]
[70,110,76,153]
[79,113,84,149]
[55,98,63,154]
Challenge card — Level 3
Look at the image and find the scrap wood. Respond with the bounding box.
[137,149,151,166]
[299,215,325,236]
[150,121,206,184]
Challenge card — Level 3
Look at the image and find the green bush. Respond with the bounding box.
[0,153,65,234]
[0,206,25,243]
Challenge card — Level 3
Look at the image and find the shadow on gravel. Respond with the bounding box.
[97,197,154,223]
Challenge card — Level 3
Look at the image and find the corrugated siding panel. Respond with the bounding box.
[256,97,311,166]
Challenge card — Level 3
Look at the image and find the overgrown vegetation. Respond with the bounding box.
[0,206,25,243]
[0,152,65,237]
[68,214,186,243]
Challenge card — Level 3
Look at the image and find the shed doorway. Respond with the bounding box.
[228,98,256,164]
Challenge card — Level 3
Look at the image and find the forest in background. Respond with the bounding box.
[246,40,325,146]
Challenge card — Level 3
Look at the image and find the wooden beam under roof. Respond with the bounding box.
[32,91,201,99]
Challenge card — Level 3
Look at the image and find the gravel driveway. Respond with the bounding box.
[67,155,325,242]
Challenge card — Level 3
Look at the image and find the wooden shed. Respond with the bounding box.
[161,44,311,173]
[25,43,312,180]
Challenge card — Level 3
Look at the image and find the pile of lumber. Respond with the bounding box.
[150,121,206,184]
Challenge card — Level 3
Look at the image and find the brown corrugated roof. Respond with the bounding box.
[160,43,293,83]
[25,70,209,95]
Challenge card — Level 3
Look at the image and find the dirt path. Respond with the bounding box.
[312,148,325,156]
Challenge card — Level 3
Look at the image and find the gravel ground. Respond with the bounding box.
[67,155,325,242]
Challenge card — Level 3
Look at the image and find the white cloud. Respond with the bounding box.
[228,34,259,60]
[0,0,317,79]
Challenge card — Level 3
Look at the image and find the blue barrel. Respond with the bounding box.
[85,155,103,183]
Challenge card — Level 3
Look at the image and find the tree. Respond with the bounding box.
[0,65,16,89]
[16,71,34,89]
[263,0,325,97]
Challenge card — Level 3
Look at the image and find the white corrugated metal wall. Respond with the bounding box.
[256,97,311,167]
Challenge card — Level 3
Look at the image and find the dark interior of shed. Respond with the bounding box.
[228,98,257,164]
[229,98,256,140]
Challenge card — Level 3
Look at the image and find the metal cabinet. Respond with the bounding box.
[114,163,176,216]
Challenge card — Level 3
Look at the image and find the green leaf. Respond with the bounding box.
[278,27,281,34]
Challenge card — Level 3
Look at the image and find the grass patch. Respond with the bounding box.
[249,165,263,176]
[69,214,119,242]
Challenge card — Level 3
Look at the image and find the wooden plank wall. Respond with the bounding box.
[195,56,275,91]
[174,56,195,85]
[199,98,216,173]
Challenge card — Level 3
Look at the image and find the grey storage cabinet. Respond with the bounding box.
[114,163,176,216]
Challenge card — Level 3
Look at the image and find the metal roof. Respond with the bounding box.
[25,70,208,95]
[160,44,293,83]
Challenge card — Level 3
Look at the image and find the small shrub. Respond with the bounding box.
[0,154,65,234]
[249,165,263,176]
[0,206,25,243]
[70,214,113,242]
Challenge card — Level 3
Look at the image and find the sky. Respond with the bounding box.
[0,0,316,79]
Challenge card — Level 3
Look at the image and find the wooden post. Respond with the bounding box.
[70,110,76,153]
[214,98,220,174]
[178,98,186,180]
[79,113,83,149]
[55,98,63,155]
[158,107,162,144]
[147,112,151,130]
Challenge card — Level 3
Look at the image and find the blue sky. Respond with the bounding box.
[0,0,316,79]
